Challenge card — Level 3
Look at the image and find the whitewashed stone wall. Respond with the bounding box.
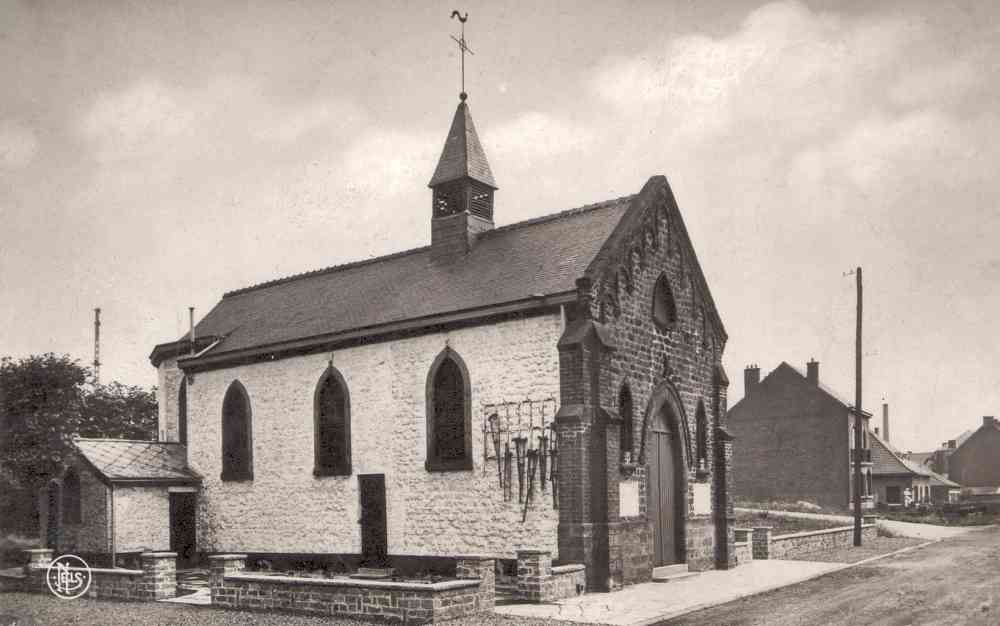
[115,487,171,552]
[173,313,562,558]
[73,467,111,553]
[157,357,184,442]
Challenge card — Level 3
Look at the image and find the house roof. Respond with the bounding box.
[151,194,635,366]
[73,438,200,485]
[869,432,959,486]
[729,361,872,417]
[428,99,496,189]
[907,451,935,466]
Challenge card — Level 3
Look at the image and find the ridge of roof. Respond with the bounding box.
[773,361,873,416]
[222,196,635,299]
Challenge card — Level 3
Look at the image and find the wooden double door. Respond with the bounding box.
[647,407,683,566]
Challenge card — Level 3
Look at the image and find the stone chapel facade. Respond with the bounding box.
[49,95,735,590]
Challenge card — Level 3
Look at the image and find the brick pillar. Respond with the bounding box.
[751,527,772,560]
[140,552,177,600]
[23,548,53,591]
[456,556,495,611]
[556,297,617,592]
[516,550,552,602]
[208,553,246,604]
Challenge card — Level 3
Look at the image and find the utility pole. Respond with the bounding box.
[852,267,863,546]
[93,307,102,384]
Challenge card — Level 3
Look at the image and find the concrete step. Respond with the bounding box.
[651,563,697,583]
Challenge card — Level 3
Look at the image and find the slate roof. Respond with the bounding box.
[907,451,935,467]
[171,196,634,359]
[74,438,200,484]
[428,100,497,188]
[731,361,872,417]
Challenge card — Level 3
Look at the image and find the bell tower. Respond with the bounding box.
[428,12,497,260]
[428,95,497,259]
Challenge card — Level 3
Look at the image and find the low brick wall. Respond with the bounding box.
[733,541,752,564]
[516,550,585,603]
[752,525,877,560]
[13,549,176,601]
[209,554,493,624]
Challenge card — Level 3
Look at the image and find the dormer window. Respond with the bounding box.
[652,273,678,330]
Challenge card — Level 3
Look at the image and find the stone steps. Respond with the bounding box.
[651,563,697,583]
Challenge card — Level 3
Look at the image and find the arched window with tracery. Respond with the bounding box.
[619,384,634,463]
[314,367,352,476]
[652,273,678,331]
[426,349,472,471]
[221,381,253,481]
[62,468,81,524]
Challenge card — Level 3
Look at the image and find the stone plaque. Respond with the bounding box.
[620,481,640,517]
[692,481,712,515]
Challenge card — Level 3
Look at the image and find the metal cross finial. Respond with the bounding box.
[450,10,473,100]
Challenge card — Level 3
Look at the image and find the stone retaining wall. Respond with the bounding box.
[209,554,494,624]
[751,524,877,560]
[10,549,176,601]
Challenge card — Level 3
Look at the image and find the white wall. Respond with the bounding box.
[177,313,562,558]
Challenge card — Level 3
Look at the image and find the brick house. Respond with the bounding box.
[45,95,736,591]
[947,416,1000,506]
[727,361,874,510]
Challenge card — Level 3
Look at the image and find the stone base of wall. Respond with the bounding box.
[685,517,716,571]
[209,554,494,624]
[752,524,877,560]
[14,549,177,601]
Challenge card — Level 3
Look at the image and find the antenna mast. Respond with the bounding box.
[93,307,101,384]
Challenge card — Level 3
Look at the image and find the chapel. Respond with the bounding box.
[40,90,735,591]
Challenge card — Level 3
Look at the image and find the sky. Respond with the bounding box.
[1,0,998,453]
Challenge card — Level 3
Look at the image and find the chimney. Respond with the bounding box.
[882,403,890,443]
[984,416,996,428]
[806,359,819,385]
[948,439,956,449]
[744,364,760,397]
[874,427,880,436]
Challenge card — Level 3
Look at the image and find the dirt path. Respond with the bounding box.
[663,526,1000,626]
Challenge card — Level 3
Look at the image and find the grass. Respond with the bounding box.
[734,510,846,536]
[0,532,38,568]
[0,591,596,626]
[734,498,850,516]
[876,508,1000,527]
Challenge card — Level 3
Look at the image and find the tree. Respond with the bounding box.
[0,353,157,495]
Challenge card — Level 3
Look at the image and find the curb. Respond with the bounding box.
[635,539,940,626]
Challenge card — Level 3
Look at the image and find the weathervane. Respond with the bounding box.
[450,10,473,100]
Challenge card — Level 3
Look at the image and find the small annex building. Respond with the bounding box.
[43,94,736,591]
[38,439,201,567]
[869,432,959,507]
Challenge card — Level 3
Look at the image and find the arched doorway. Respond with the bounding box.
[644,387,687,567]
[46,481,60,550]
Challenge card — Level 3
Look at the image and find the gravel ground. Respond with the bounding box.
[0,592,596,626]
[789,535,928,564]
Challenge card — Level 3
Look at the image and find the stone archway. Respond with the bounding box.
[640,382,690,567]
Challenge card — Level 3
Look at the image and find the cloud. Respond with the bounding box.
[590,1,927,141]
[486,112,596,163]
[0,120,39,169]
[80,80,201,162]
[252,100,368,144]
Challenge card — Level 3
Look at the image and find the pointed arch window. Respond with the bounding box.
[62,468,81,524]
[652,273,678,331]
[619,384,634,463]
[314,367,352,476]
[426,349,472,472]
[221,381,253,481]
[178,377,188,445]
[695,401,708,474]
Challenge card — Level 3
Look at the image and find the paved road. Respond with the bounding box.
[663,525,1000,626]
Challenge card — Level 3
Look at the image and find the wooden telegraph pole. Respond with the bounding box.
[852,267,863,546]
